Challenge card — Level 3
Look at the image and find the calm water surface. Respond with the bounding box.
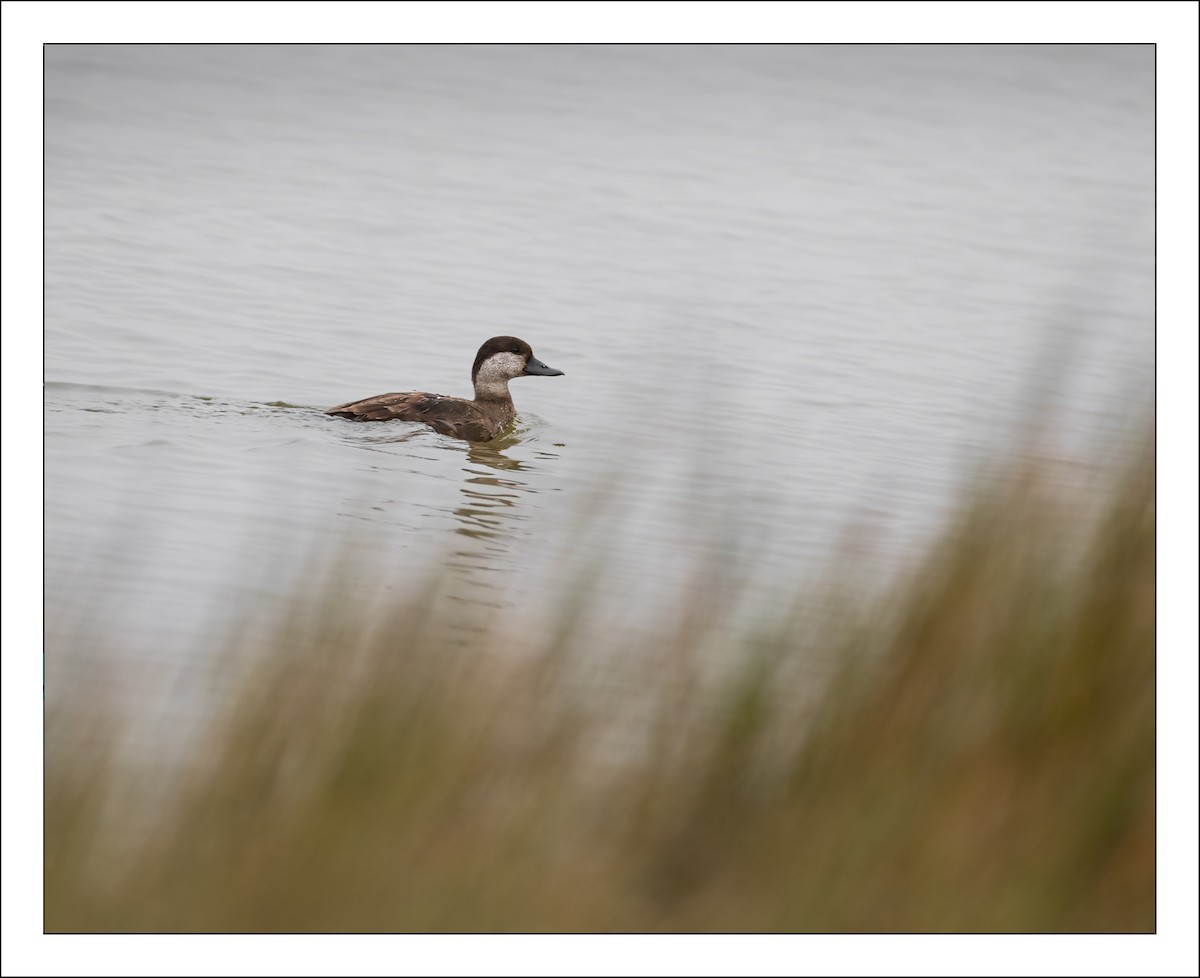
[44,45,1154,721]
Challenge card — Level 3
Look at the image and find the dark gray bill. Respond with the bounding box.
[524,357,564,377]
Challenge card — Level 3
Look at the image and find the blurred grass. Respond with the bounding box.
[44,436,1154,933]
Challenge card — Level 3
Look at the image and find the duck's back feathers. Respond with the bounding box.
[326,391,436,422]
[326,391,512,441]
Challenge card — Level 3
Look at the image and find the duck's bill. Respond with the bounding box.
[524,357,564,377]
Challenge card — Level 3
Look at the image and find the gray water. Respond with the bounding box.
[44,44,1154,718]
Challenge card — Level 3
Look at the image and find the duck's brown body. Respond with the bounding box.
[326,336,563,442]
[326,390,517,442]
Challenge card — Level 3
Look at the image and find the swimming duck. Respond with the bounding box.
[326,336,564,442]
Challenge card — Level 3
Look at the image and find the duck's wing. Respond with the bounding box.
[325,391,439,422]
[325,392,503,441]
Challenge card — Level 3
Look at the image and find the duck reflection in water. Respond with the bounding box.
[452,433,558,542]
[439,431,563,624]
[328,403,562,605]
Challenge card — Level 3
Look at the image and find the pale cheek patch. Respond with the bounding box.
[475,352,527,397]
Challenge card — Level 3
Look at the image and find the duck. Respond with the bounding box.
[326,336,564,442]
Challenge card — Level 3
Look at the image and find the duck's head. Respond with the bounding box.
[472,336,564,399]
